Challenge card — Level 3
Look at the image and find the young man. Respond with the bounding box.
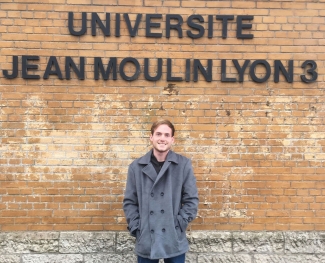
[123,120,199,263]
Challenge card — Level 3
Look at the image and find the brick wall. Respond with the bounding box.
[0,0,324,233]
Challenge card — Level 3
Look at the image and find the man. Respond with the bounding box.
[123,120,199,263]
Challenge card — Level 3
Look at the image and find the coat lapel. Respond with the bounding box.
[140,150,156,182]
[139,149,179,184]
[142,163,157,182]
[152,161,171,187]
[152,150,179,187]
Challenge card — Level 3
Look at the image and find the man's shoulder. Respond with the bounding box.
[129,150,151,167]
[167,150,191,165]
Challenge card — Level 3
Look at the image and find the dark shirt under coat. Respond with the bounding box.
[123,149,199,260]
[150,152,165,176]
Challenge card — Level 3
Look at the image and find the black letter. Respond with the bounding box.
[65,57,85,80]
[250,60,271,83]
[185,59,191,82]
[124,14,142,37]
[119,57,140,81]
[233,59,250,82]
[216,15,234,39]
[115,13,120,37]
[146,14,162,38]
[166,14,183,38]
[68,12,87,36]
[22,56,40,79]
[44,56,63,79]
[274,60,293,83]
[91,13,110,36]
[187,15,204,39]
[237,15,254,39]
[221,60,236,82]
[94,57,117,80]
[3,55,18,79]
[208,15,213,38]
[144,58,162,81]
[193,59,212,82]
[167,58,182,81]
[301,60,317,83]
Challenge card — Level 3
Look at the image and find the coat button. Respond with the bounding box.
[162,228,165,232]
[188,217,193,221]
[151,193,154,197]
[175,226,179,230]
[160,192,164,196]
[150,230,154,233]
[161,210,164,214]
[150,211,154,215]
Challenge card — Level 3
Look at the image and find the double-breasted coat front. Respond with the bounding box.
[123,149,199,260]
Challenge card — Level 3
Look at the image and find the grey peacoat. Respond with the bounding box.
[123,149,199,260]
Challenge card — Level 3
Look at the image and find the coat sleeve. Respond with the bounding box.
[177,159,199,232]
[123,165,140,237]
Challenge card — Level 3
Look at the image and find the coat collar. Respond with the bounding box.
[138,149,179,165]
[139,149,179,183]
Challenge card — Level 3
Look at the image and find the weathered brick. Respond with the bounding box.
[0,0,324,234]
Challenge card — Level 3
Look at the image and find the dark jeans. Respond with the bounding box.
[137,253,185,263]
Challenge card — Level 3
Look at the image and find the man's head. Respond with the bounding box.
[150,120,175,137]
[150,120,175,154]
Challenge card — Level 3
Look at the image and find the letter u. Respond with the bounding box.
[68,12,87,36]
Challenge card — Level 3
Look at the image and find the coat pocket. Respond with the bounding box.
[176,214,188,232]
[135,227,151,256]
[174,215,184,240]
[135,219,143,241]
[135,229,141,240]
[136,229,145,245]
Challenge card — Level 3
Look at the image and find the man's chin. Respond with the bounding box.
[155,147,170,153]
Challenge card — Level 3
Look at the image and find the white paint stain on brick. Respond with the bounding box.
[219,167,253,219]
[220,207,248,218]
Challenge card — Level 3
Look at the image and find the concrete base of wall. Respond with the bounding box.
[0,231,325,262]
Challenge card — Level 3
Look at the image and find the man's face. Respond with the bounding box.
[150,124,174,154]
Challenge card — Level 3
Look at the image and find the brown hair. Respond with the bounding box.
[150,120,175,137]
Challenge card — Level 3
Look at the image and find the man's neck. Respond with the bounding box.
[153,149,169,162]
